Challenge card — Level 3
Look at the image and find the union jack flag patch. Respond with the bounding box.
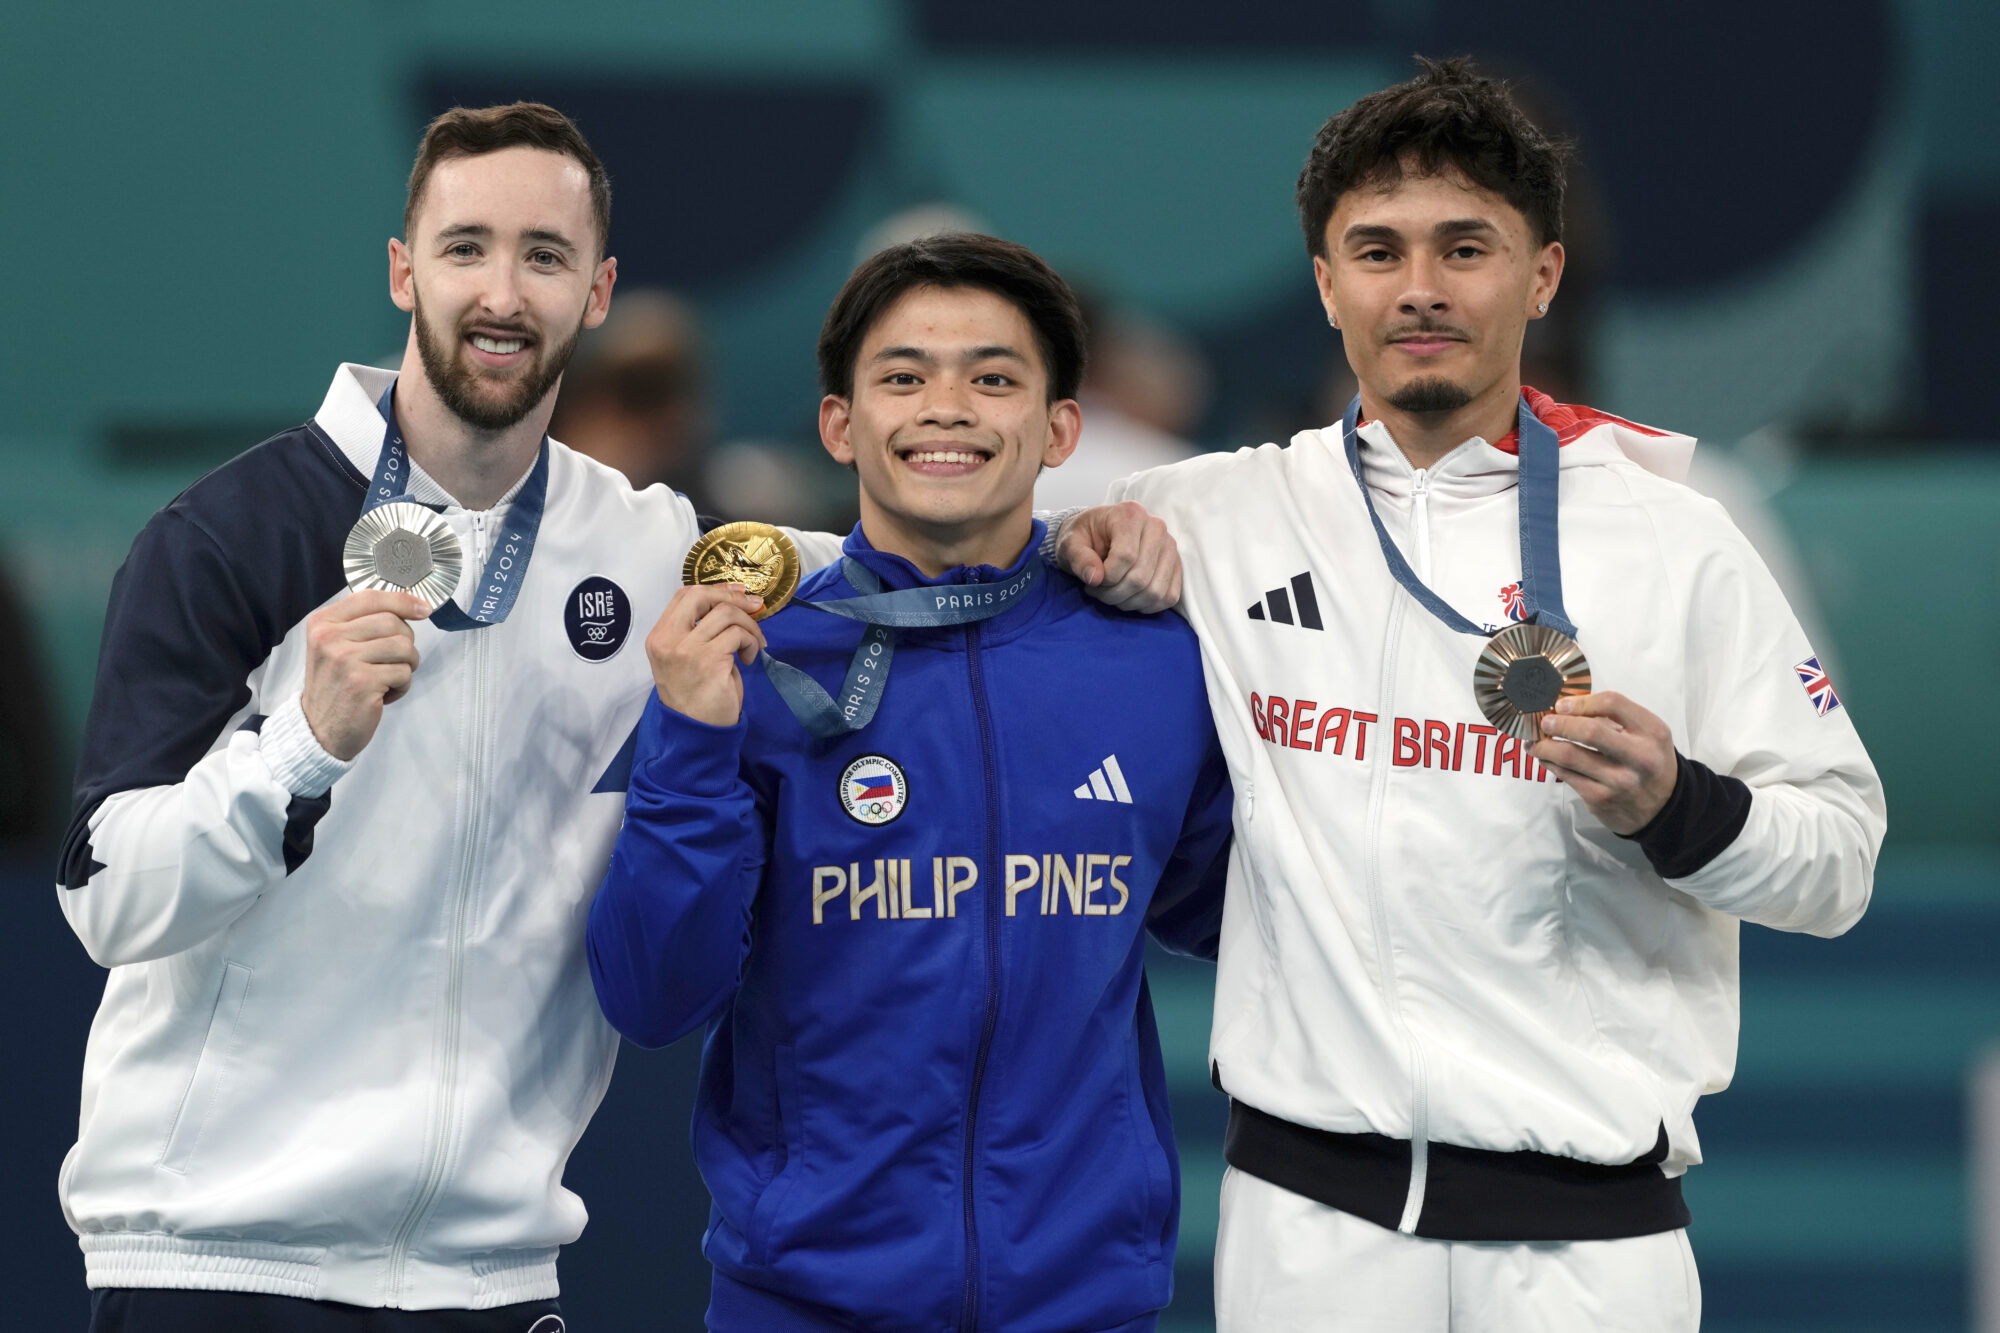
[1794,656,1841,715]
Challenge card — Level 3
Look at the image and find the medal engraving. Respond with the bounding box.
[371,528,435,588]
[682,521,800,619]
[1501,654,1565,713]
[344,501,463,613]
[1473,623,1590,743]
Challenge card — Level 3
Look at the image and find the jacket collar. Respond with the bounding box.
[841,519,1046,588]
[1341,385,1696,505]
[311,362,533,514]
[834,520,1054,642]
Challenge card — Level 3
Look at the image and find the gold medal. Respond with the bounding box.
[681,521,800,620]
[343,502,463,612]
[1472,622,1590,743]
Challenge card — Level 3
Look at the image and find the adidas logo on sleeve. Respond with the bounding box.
[1074,755,1134,804]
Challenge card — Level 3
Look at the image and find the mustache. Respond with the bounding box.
[459,318,539,342]
[1384,319,1472,342]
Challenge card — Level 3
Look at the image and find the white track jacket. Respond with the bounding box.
[1113,390,1884,1239]
[55,364,837,1307]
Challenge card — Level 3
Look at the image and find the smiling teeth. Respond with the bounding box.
[471,335,525,354]
[905,450,983,464]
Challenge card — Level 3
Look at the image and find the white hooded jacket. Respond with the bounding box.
[1112,390,1883,1238]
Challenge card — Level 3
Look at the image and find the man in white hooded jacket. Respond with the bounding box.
[1104,57,1885,1331]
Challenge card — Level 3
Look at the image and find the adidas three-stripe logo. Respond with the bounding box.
[1074,755,1134,803]
[1247,571,1323,630]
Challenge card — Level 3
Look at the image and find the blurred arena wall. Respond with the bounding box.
[2,4,1996,1329]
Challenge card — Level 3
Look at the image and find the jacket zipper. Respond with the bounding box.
[958,589,1002,1333]
[1411,468,1433,582]
[1366,475,1433,1234]
[385,511,491,1301]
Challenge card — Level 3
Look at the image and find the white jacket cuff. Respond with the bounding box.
[261,695,352,798]
[1036,508,1086,564]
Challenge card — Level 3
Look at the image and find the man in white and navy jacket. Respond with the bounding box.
[52,100,861,1333]
[1096,58,1885,1330]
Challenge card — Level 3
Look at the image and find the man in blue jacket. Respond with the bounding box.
[587,233,1233,1333]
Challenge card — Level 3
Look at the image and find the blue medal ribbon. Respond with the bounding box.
[761,547,1045,739]
[1341,392,1577,641]
[365,384,549,632]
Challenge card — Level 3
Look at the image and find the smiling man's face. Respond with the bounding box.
[392,145,613,431]
[821,283,1078,575]
[1313,164,1562,424]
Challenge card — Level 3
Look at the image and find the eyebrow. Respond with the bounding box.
[1343,218,1501,245]
[522,228,580,256]
[1434,218,1499,239]
[869,344,1030,366]
[433,223,579,256]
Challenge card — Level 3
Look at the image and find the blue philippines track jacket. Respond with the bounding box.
[587,524,1234,1333]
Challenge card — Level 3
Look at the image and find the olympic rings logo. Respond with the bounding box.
[839,755,909,826]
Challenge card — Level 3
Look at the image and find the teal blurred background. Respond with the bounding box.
[3,2,1996,1328]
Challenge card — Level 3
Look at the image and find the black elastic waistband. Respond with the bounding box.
[1223,1100,1690,1242]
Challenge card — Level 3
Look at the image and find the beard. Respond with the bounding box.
[412,288,586,432]
[1386,375,1475,416]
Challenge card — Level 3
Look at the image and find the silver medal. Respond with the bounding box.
[1472,622,1591,743]
[343,502,463,612]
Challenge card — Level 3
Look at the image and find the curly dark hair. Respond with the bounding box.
[1296,56,1570,256]
[818,233,1087,403]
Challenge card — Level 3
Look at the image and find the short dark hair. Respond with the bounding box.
[1296,56,1569,256]
[817,233,1087,403]
[405,102,613,257]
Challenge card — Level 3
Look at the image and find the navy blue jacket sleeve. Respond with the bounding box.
[587,691,768,1048]
[58,429,360,965]
[1145,721,1234,961]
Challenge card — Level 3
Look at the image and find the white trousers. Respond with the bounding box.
[1213,1167,1702,1333]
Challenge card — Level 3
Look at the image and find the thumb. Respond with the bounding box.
[1061,521,1106,586]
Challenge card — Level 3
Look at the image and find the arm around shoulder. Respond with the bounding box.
[781,526,847,576]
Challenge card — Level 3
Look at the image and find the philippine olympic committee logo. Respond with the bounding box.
[839,755,908,826]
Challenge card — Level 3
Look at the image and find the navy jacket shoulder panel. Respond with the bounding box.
[62,425,364,887]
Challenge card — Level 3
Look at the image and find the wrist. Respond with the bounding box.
[262,694,355,797]
[636,693,748,797]
[1037,507,1087,565]
[1621,751,1752,879]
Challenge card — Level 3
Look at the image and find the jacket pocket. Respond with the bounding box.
[1125,1035,1174,1263]
[747,1042,805,1265]
[159,961,252,1175]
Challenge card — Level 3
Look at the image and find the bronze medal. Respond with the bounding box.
[1472,622,1591,743]
[681,521,801,620]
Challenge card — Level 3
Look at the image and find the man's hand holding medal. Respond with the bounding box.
[300,590,429,761]
[646,523,798,728]
[1535,691,1680,835]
